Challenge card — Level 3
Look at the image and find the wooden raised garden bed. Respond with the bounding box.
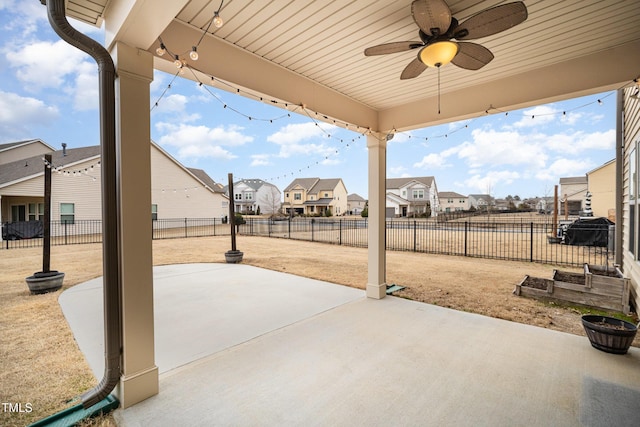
[514,264,630,314]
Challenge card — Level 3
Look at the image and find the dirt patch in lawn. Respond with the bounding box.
[0,235,637,426]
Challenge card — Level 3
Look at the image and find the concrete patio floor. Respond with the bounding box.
[59,263,640,426]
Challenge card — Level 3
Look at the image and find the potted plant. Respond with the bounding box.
[581,315,638,354]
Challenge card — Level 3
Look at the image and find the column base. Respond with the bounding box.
[366,283,387,299]
[117,365,159,408]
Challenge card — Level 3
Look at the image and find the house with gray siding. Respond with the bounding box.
[225,179,282,215]
[386,177,439,217]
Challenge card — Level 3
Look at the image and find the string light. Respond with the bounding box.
[150,23,640,188]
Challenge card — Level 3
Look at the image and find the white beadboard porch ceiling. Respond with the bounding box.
[67,0,640,132]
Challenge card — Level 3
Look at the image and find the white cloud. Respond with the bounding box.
[0,91,59,142]
[462,170,521,193]
[413,153,451,169]
[151,93,201,124]
[268,122,327,144]
[544,129,615,154]
[456,128,548,169]
[267,122,336,158]
[512,105,559,128]
[1,0,47,37]
[389,166,408,176]
[73,61,99,111]
[156,123,253,160]
[535,158,595,181]
[250,154,271,166]
[7,39,90,89]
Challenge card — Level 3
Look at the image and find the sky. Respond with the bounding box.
[0,1,618,201]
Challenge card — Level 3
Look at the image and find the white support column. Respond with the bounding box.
[111,42,158,408]
[366,133,387,299]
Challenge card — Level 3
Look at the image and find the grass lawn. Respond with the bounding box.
[1,235,636,426]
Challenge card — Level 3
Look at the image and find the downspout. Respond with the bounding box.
[615,88,624,266]
[43,0,122,409]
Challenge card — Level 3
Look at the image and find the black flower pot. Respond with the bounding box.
[225,250,244,264]
[581,315,637,354]
[25,271,65,294]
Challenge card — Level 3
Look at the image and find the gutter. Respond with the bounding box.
[42,0,122,409]
[615,88,623,266]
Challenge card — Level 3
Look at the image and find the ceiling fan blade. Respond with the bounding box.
[364,41,422,56]
[411,0,452,37]
[451,42,494,70]
[400,57,428,80]
[454,2,528,40]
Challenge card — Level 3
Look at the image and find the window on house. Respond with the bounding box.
[294,193,301,201]
[402,190,406,197]
[29,203,44,221]
[11,205,26,222]
[235,193,242,200]
[245,193,253,200]
[413,190,424,199]
[60,203,75,224]
[151,204,158,221]
[324,192,329,198]
[28,203,44,221]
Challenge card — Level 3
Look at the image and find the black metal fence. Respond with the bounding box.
[239,217,613,267]
[1,218,230,250]
[1,217,613,267]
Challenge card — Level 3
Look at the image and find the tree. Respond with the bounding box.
[259,185,282,214]
[361,201,368,218]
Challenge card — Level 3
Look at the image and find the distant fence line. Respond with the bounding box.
[1,217,613,267]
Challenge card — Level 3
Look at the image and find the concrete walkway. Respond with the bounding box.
[59,264,640,426]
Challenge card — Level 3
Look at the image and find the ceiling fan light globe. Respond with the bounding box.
[419,41,459,67]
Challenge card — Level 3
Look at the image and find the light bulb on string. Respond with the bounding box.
[189,46,198,61]
[213,13,223,28]
[156,43,166,56]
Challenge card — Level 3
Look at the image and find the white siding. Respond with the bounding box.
[150,145,227,219]
[0,141,52,165]
[1,176,43,197]
[52,158,103,221]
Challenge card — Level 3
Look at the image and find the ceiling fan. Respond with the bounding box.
[364,0,528,80]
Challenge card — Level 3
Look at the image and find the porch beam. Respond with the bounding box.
[379,39,640,132]
[104,0,189,52]
[151,20,378,132]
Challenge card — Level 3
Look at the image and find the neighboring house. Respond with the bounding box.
[468,194,493,211]
[493,199,510,211]
[0,139,55,166]
[587,159,615,220]
[438,191,468,212]
[347,193,367,215]
[282,177,348,216]
[535,197,555,214]
[225,179,282,215]
[622,86,640,312]
[0,140,228,239]
[386,177,439,218]
[559,176,588,215]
